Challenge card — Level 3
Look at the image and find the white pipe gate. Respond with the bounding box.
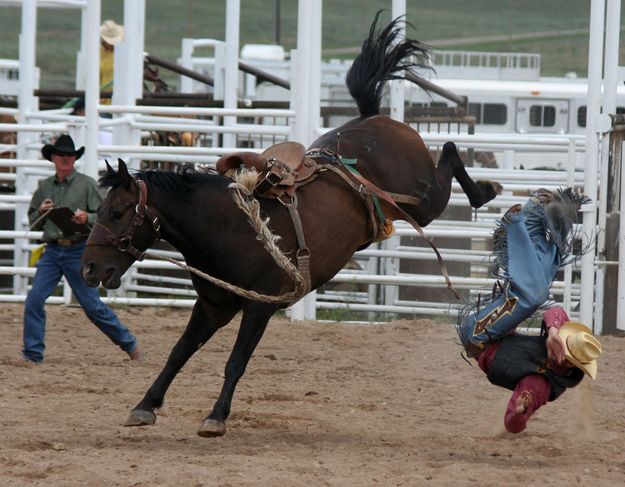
[0,0,622,332]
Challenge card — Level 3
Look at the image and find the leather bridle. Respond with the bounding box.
[86,179,161,261]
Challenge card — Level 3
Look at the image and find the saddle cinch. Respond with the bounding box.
[215,141,319,199]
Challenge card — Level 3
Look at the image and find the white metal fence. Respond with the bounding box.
[0,115,588,322]
[2,0,618,333]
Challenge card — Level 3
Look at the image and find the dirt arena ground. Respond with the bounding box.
[1,303,625,486]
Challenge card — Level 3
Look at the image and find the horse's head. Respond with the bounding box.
[81,159,161,289]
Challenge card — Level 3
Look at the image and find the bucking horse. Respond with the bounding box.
[81,14,501,437]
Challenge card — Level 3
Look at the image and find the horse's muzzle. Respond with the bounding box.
[81,260,121,289]
[81,261,101,287]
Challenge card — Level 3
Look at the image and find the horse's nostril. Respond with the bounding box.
[82,262,95,279]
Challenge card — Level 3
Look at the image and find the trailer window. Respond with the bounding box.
[578,106,624,128]
[578,106,587,127]
[529,105,556,127]
[468,103,507,125]
[484,104,507,124]
[468,103,481,123]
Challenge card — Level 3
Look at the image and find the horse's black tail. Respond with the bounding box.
[346,11,433,117]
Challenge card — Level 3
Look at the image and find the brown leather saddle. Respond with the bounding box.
[215,141,319,199]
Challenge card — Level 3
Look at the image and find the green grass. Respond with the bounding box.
[315,307,450,323]
[315,308,398,323]
[0,1,623,88]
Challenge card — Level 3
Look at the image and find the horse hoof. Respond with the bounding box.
[123,409,156,427]
[471,180,503,208]
[480,179,503,198]
[490,180,504,195]
[197,418,227,437]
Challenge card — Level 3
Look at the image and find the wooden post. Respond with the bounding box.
[603,126,625,333]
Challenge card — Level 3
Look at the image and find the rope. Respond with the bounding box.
[27,208,53,232]
[228,180,308,298]
[139,177,308,305]
[141,251,305,304]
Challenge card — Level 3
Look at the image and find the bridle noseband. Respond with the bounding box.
[86,179,161,260]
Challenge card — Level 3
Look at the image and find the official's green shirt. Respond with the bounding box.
[28,170,103,242]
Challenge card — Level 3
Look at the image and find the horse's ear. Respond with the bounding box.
[117,158,133,189]
[105,159,115,175]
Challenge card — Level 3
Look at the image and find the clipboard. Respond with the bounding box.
[46,207,90,236]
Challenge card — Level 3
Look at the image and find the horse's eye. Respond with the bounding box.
[110,202,133,220]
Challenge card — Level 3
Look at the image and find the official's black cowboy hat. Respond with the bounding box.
[41,134,85,161]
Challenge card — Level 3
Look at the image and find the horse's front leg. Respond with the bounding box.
[124,300,237,427]
[197,302,278,437]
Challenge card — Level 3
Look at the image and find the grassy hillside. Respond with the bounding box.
[0,0,623,89]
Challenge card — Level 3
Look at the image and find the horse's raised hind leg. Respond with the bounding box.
[124,300,238,428]
[438,141,502,208]
[197,302,278,438]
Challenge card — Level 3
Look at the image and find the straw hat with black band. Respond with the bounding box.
[559,321,602,380]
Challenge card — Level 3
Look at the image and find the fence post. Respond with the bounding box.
[13,0,38,296]
[179,39,195,93]
[580,0,606,330]
[618,139,625,330]
[222,0,240,149]
[288,0,322,321]
[383,236,400,308]
[83,0,101,180]
[389,0,406,122]
[562,138,577,314]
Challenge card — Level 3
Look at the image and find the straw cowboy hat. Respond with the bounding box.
[41,134,84,161]
[100,20,124,45]
[559,321,602,380]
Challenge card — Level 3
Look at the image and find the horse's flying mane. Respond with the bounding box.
[98,166,226,198]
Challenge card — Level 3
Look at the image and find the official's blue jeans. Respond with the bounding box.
[22,242,137,362]
[457,211,561,353]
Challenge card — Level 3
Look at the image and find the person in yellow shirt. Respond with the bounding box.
[99,20,124,105]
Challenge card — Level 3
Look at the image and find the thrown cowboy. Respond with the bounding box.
[18,135,142,364]
[456,188,602,433]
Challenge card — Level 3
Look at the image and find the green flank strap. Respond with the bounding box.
[338,157,386,224]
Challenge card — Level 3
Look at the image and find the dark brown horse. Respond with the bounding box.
[80,15,501,437]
